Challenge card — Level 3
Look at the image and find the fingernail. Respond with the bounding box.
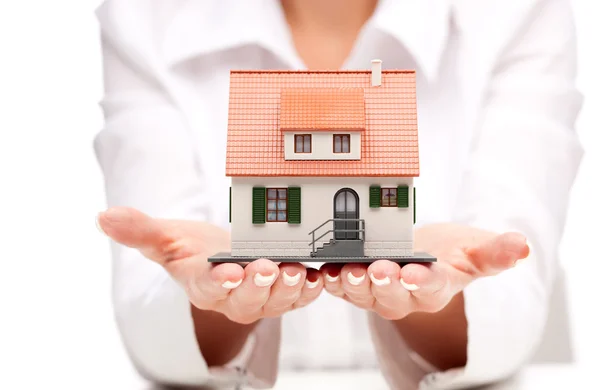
[282,271,301,287]
[254,272,276,287]
[325,273,339,283]
[400,278,419,291]
[305,278,319,289]
[222,279,242,289]
[347,271,365,286]
[95,214,107,236]
[369,273,390,286]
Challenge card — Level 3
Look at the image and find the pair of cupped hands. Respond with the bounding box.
[97,207,530,324]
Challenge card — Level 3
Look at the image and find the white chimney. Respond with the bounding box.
[371,59,382,86]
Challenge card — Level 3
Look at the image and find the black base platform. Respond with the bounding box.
[208,252,436,264]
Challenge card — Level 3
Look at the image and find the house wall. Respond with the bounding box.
[284,132,361,160]
[230,177,414,257]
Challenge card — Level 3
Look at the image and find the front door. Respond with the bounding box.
[334,189,359,240]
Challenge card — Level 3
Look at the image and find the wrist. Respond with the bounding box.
[393,292,467,370]
[191,304,260,366]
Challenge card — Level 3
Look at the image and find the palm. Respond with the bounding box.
[320,223,530,319]
[97,207,324,324]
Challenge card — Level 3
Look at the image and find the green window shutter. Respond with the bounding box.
[287,187,301,224]
[252,187,266,224]
[413,187,416,223]
[369,185,381,208]
[229,187,232,223]
[397,185,409,208]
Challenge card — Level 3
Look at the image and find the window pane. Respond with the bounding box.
[268,189,277,199]
[278,200,287,210]
[304,136,311,152]
[278,189,287,199]
[278,211,287,221]
[334,136,341,153]
[267,211,277,221]
[342,137,350,153]
[335,192,345,212]
[388,189,397,206]
[267,200,276,210]
[346,193,356,212]
[381,189,389,206]
[389,194,397,206]
[295,136,303,152]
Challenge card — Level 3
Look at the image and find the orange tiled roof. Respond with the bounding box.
[280,88,366,131]
[226,70,419,177]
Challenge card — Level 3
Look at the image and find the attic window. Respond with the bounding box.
[294,134,311,153]
[279,88,366,131]
[333,134,350,153]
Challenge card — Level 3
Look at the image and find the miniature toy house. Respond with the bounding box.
[209,60,435,263]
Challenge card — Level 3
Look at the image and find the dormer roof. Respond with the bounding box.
[279,87,366,131]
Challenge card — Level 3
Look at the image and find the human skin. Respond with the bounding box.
[319,225,529,369]
[97,207,324,366]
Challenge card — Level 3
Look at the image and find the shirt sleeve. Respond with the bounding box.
[370,0,583,389]
[423,1,583,388]
[94,16,280,388]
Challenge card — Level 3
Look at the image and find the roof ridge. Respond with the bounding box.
[229,69,416,74]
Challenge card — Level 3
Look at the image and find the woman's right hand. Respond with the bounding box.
[96,207,324,324]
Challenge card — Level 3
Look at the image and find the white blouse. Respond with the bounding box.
[93,0,583,389]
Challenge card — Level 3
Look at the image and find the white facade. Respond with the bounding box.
[230,176,414,257]
[284,131,362,160]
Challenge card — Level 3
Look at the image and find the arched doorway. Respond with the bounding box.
[333,188,359,240]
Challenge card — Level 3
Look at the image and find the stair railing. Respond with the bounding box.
[308,219,365,256]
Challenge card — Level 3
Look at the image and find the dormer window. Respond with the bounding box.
[280,87,364,161]
[333,134,350,153]
[294,134,312,153]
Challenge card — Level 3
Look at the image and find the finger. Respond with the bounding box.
[320,263,344,298]
[228,259,279,322]
[97,207,191,264]
[364,260,407,318]
[187,262,246,306]
[293,269,324,309]
[340,263,374,309]
[465,232,530,274]
[262,263,306,317]
[195,263,246,301]
[398,263,449,303]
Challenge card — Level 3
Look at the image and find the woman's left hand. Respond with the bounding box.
[320,224,530,320]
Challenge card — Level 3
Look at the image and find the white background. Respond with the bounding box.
[0,0,598,388]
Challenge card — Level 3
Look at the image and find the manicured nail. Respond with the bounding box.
[325,273,339,282]
[254,272,276,287]
[400,278,419,291]
[95,215,107,236]
[222,279,242,289]
[305,278,319,289]
[348,271,365,286]
[282,271,301,286]
[369,273,390,286]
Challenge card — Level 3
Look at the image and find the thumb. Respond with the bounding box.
[96,207,175,264]
[465,232,530,275]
